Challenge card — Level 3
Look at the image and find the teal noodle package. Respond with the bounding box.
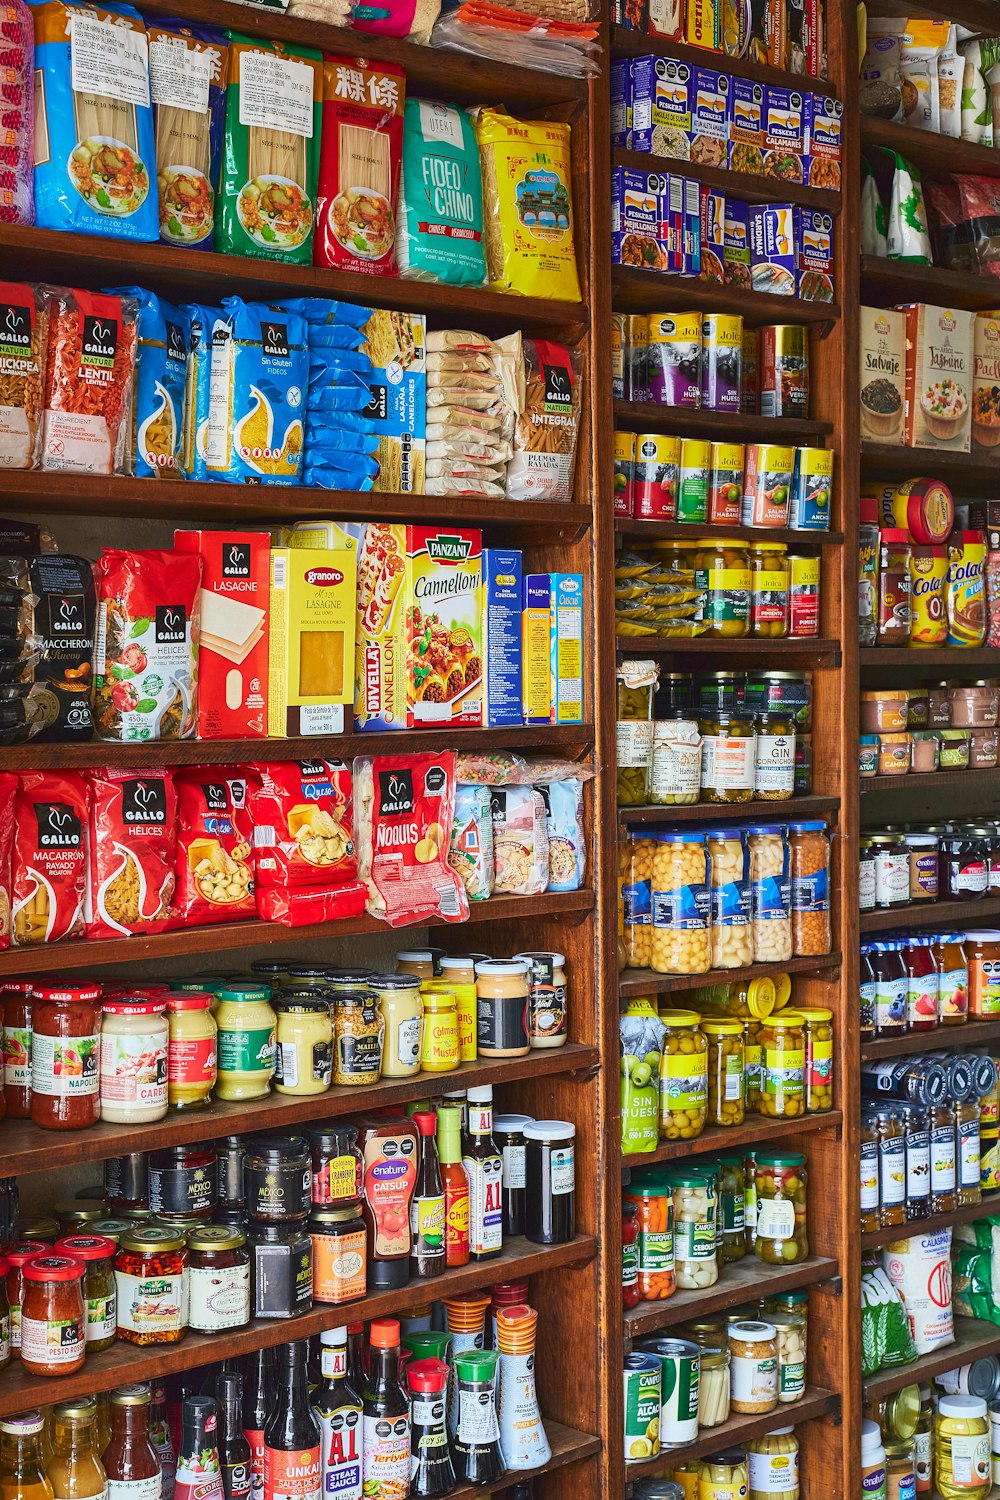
[105,287,188,478]
[29,0,159,241]
[397,98,487,287]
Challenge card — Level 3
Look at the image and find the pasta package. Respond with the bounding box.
[12,768,89,945]
[106,286,187,478]
[217,34,322,264]
[397,99,486,286]
[540,778,584,891]
[206,298,307,483]
[29,0,158,241]
[0,771,14,948]
[174,768,255,924]
[504,336,582,502]
[180,302,219,479]
[317,56,404,276]
[475,108,581,302]
[490,784,548,896]
[449,782,493,901]
[0,281,47,470]
[350,0,440,45]
[0,0,34,225]
[86,766,178,938]
[249,758,366,927]
[147,21,227,249]
[40,286,138,475]
[354,751,469,927]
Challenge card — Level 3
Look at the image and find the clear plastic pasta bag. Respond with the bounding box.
[0,0,34,225]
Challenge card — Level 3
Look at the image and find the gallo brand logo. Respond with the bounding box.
[0,304,31,352]
[201,783,229,813]
[262,322,289,359]
[222,543,252,579]
[166,320,186,363]
[378,770,414,816]
[82,316,117,366]
[50,596,85,634]
[155,605,186,643]
[122,779,168,824]
[35,803,82,848]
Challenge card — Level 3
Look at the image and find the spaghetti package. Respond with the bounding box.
[147,21,227,250]
[40,286,138,475]
[0,281,47,470]
[217,35,322,264]
[397,99,486,286]
[86,766,178,938]
[180,302,220,479]
[0,771,14,948]
[317,56,404,276]
[106,287,187,477]
[354,751,469,927]
[248,759,366,927]
[504,336,582,502]
[12,768,89,945]
[0,0,34,225]
[174,768,255,925]
[29,0,158,241]
[475,108,581,301]
[205,298,307,483]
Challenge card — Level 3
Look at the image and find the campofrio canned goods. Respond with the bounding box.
[634,433,680,520]
[636,1335,701,1446]
[624,1351,662,1462]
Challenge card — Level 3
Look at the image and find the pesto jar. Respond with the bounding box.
[617,660,659,807]
[696,539,750,638]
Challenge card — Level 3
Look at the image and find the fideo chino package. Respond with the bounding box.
[248,759,365,927]
[354,751,469,927]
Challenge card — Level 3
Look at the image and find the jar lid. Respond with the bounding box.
[745,824,783,835]
[512,950,566,967]
[310,1203,363,1225]
[939,1394,987,1421]
[102,998,166,1015]
[0,1415,45,1435]
[794,1007,832,1022]
[755,1151,806,1166]
[617,660,660,687]
[439,955,477,971]
[31,984,102,1003]
[188,1226,247,1252]
[651,830,707,844]
[121,1228,187,1254]
[728,1320,776,1342]
[903,833,938,846]
[704,827,743,841]
[23,1254,85,1282]
[522,1120,574,1142]
[6,1243,47,1267]
[216,983,271,1003]
[880,528,909,542]
[369,973,422,991]
[306,1124,359,1150]
[110,1386,152,1407]
[700,1019,742,1034]
[787,821,827,833]
[166,992,213,1010]
[961,931,1000,943]
[762,1012,804,1027]
[474,960,531,976]
[333,990,375,1008]
[749,540,787,551]
[395,951,432,963]
[244,1133,308,1159]
[324,968,376,985]
[660,1009,701,1027]
[52,1400,98,1420]
[274,994,329,1013]
[493,1114,535,1134]
[53,1235,116,1261]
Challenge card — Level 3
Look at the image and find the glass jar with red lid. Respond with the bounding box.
[2,981,34,1119]
[622,1200,640,1310]
[20,1253,86,1375]
[4,1242,38,1356]
[0,1257,8,1371]
[941,829,990,901]
[30,984,102,1130]
[860,944,876,1043]
[115,1227,189,1345]
[53,1235,117,1353]
[904,937,940,1033]
[872,940,907,1038]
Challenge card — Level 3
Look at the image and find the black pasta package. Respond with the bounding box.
[28,554,96,740]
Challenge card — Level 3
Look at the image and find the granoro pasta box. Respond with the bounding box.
[174,530,270,738]
[267,547,357,738]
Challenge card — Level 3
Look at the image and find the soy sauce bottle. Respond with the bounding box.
[263,1342,320,1500]
[361,1319,410,1497]
[217,1373,252,1500]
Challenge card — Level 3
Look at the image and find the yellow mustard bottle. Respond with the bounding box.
[214,983,276,1101]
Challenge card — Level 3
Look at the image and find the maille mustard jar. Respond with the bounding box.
[617,660,659,807]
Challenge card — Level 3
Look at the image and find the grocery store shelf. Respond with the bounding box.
[860,441,1000,491]
[861,1196,998,1252]
[624,1255,839,1337]
[450,1425,600,1497]
[613,399,833,442]
[622,1110,842,1169]
[609,25,839,94]
[616,519,844,545]
[621,796,839,824]
[624,1388,839,1474]
[862,115,1000,180]
[612,268,840,327]
[863,1318,1000,1401]
[613,147,841,213]
[861,768,1000,794]
[617,637,840,665]
[620,954,842,998]
[862,1017,1000,1061]
[861,896,1000,934]
[860,647,1000,670]
[861,254,1000,313]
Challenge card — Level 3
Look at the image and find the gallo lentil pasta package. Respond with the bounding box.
[354,751,469,927]
[105,287,187,478]
[174,769,255,925]
[317,56,404,276]
[147,21,227,250]
[12,768,89,945]
[86,766,178,938]
[248,759,366,926]
[0,281,47,470]
[40,286,138,475]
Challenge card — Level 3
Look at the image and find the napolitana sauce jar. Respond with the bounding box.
[30,984,102,1131]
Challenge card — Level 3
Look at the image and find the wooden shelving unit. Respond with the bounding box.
[613,399,833,442]
[612,146,842,212]
[616,518,844,545]
[624,1255,840,1336]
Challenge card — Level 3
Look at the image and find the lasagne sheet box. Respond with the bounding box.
[482,548,523,728]
[267,547,357,738]
[549,573,583,724]
[174,529,270,739]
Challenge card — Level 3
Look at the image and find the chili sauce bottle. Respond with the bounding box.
[263,1342,320,1500]
[462,1087,503,1261]
[361,1319,410,1499]
[314,1329,362,1500]
[410,1112,445,1280]
[437,1103,470,1268]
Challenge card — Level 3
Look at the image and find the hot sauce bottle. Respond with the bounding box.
[263,1342,320,1500]
[437,1103,469,1269]
[102,1386,161,1500]
[241,1348,274,1500]
[410,1112,445,1280]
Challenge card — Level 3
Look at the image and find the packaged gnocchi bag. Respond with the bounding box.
[249,759,365,927]
[490,784,548,896]
[448,782,493,901]
[354,751,468,927]
[175,769,255,925]
[539,778,585,892]
[12,769,89,945]
[86,767,178,938]
[0,771,15,949]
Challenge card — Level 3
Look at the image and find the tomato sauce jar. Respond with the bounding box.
[30,984,102,1130]
[6,1241,45,1354]
[20,1253,86,1376]
[2,981,33,1118]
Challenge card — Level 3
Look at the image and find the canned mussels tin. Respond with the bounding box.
[760,325,809,418]
[624,1352,662,1463]
[635,434,680,520]
[701,314,743,414]
[636,1337,701,1446]
[677,438,710,524]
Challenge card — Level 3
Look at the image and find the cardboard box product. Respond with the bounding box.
[482,549,523,727]
[747,0,787,69]
[788,0,824,76]
[795,206,835,301]
[859,306,906,444]
[723,200,751,289]
[522,575,552,726]
[611,57,632,147]
[648,0,681,38]
[903,303,975,452]
[729,77,765,174]
[972,314,1000,453]
[748,203,797,296]
[690,69,730,168]
[611,166,672,272]
[700,188,726,283]
[685,0,719,50]
[675,174,702,276]
[174,530,270,739]
[549,573,584,724]
[267,547,357,738]
[629,56,692,159]
[804,93,842,190]
[762,87,805,182]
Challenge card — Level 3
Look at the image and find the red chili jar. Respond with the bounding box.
[2,982,33,1119]
[904,936,940,1033]
[20,1253,86,1376]
[115,1228,189,1345]
[30,984,102,1131]
[622,1200,640,1310]
[5,1242,42,1356]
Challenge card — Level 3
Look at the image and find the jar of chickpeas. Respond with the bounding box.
[623,834,656,970]
[706,828,752,970]
[659,1011,708,1141]
[797,1006,834,1113]
[669,1169,718,1290]
[650,832,711,976]
[754,1152,809,1265]
[702,1020,745,1127]
[788,821,832,957]
[758,1012,805,1119]
[748,825,792,964]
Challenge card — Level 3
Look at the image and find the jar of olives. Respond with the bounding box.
[700,711,757,804]
[669,1170,718,1291]
[758,1013,806,1119]
[715,1154,746,1264]
[799,1007,834,1113]
[754,1152,808,1265]
[702,1020,745,1127]
[707,828,752,970]
[617,660,659,807]
[749,542,790,638]
[650,833,711,976]
[696,540,751,639]
[658,1011,708,1140]
[622,834,656,970]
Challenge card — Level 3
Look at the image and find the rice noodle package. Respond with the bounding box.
[397,98,486,286]
[40,286,138,475]
[29,0,158,241]
[86,766,178,938]
[0,281,46,470]
[249,758,365,927]
[12,768,89,945]
[316,56,404,276]
[175,768,255,925]
[354,751,469,927]
[147,21,227,249]
[475,108,581,302]
[0,0,34,225]
[105,286,187,478]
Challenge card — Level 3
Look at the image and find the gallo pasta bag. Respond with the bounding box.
[205,298,307,483]
[0,282,47,470]
[474,108,581,302]
[105,287,187,478]
[12,769,89,945]
[86,767,178,938]
[354,751,469,927]
[317,56,404,276]
[174,769,255,924]
[0,771,15,949]
[147,21,227,250]
[248,759,365,927]
[40,287,138,475]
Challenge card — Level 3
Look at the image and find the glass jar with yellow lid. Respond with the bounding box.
[695,539,750,638]
[749,542,790,638]
[434,956,478,1060]
[214,984,276,1101]
[935,1395,991,1500]
[797,1007,834,1113]
[659,1011,708,1140]
[702,1020,744,1127]
[759,1012,805,1119]
[747,1427,799,1500]
[273,992,332,1096]
[617,660,659,806]
[166,992,217,1111]
[726,975,779,1112]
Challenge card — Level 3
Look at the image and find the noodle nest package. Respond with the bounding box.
[30,0,158,241]
[475,107,581,302]
[317,55,404,276]
[147,20,227,250]
[397,98,486,286]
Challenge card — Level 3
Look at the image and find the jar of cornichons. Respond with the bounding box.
[659,1011,708,1141]
[650,833,711,976]
[787,821,831,957]
[670,1170,718,1291]
[728,1321,779,1414]
[744,669,812,733]
[754,1152,808,1265]
[617,660,659,807]
[753,712,796,800]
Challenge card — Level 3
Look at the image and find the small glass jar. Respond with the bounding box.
[696,1347,731,1429]
[939,727,972,770]
[749,541,790,638]
[716,1154,746,1264]
[307,1124,363,1208]
[903,936,940,1032]
[876,1103,907,1229]
[798,1007,834,1113]
[332,991,384,1085]
[770,1312,807,1404]
[420,990,460,1072]
[872,834,910,909]
[115,1227,189,1345]
[516,951,569,1052]
[748,1427,799,1500]
[860,837,877,913]
[697,538,751,638]
[786,821,831,955]
[873,940,908,1037]
[524,1120,575,1245]
[930,1102,957,1214]
[753,712,796,801]
[622,1200,641,1310]
[623,834,655,970]
[877,529,912,646]
[728,1321,779,1414]
[670,1170,718,1291]
[754,1152,808,1265]
[52,1234,116,1353]
[659,1011,708,1140]
[702,1020,745,1127]
[273,993,332,1095]
[30,984,103,1131]
[758,1013,805,1119]
[617,660,659,806]
[699,711,757,804]
[187,1226,250,1332]
[935,1394,991,1500]
[906,834,940,902]
[707,828,752,970]
[149,1144,218,1219]
[649,716,703,807]
[165,992,217,1110]
[650,833,711,976]
[941,829,990,901]
[623,1180,675,1303]
[698,1452,750,1500]
[309,1203,367,1305]
[20,1254,86,1375]
[949,680,999,728]
[213,983,276,1101]
[860,944,876,1042]
[476,959,531,1058]
[244,1135,311,1223]
[748,825,791,964]
[938,934,970,1024]
[248,1221,313,1319]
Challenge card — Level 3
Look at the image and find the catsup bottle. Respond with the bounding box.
[314,1329,362,1500]
[263,1342,320,1500]
[357,1118,418,1291]
[102,1386,160,1500]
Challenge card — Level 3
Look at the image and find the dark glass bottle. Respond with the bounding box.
[407,1357,454,1498]
[263,1341,320,1500]
[410,1111,445,1280]
[175,1397,224,1500]
[241,1347,275,1500]
[346,1322,365,1395]
[452,1349,503,1486]
[217,1373,252,1500]
[361,1319,410,1497]
[314,1328,362,1500]
[462,1086,503,1261]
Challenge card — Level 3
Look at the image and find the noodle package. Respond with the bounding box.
[504,335,582,502]
[397,98,486,286]
[40,286,138,475]
[475,108,581,302]
[217,35,322,264]
[205,297,307,484]
[29,0,158,241]
[106,287,187,478]
[147,20,227,250]
[180,301,220,479]
[86,766,178,939]
[317,55,404,276]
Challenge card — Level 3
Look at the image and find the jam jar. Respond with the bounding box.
[860,837,877,914]
[187,1226,251,1333]
[903,937,940,1033]
[148,1145,218,1219]
[307,1125,364,1207]
[860,944,876,1044]
[872,940,908,1038]
[243,1136,311,1223]
[936,933,969,1024]
[941,828,990,901]
[905,834,940,903]
[872,834,909,910]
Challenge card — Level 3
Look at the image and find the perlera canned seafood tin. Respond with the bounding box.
[760,326,809,420]
[635,434,681,520]
[648,313,703,408]
[789,448,833,532]
[701,314,743,413]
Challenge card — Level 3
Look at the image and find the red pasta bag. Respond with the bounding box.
[248,760,366,928]
[316,57,405,275]
[0,771,15,949]
[86,768,178,940]
[12,769,89,945]
[354,751,468,927]
[40,287,139,475]
[175,768,256,926]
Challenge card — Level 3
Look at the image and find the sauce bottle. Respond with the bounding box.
[346,1324,365,1397]
[358,1118,418,1290]
[437,1103,469,1269]
[0,1413,54,1500]
[361,1319,410,1500]
[175,1399,223,1500]
[148,1387,175,1500]
[462,1087,503,1261]
[216,1375,251,1500]
[410,1112,445,1280]
[46,1401,106,1500]
[406,1359,454,1498]
[102,1386,161,1500]
[314,1328,362,1500]
[242,1348,275,1500]
[263,1342,320,1500]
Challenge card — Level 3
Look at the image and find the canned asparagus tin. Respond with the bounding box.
[636,1336,701,1446]
[624,1352,662,1461]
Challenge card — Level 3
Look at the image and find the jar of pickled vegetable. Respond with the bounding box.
[623,834,656,970]
[753,712,796,801]
[750,542,790,638]
[702,1020,744,1127]
[623,1178,675,1303]
[934,1395,991,1500]
[754,1152,808,1264]
[650,833,711,976]
[669,1170,718,1291]
[617,660,659,807]
[650,716,703,807]
[748,1428,799,1499]
[759,1013,805,1119]
[707,828,752,969]
[749,825,792,964]
[622,1201,641,1310]
[798,1007,834,1113]
[696,539,750,638]
[770,1312,807,1404]
[728,976,776,1113]
[697,1347,731,1430]
[744,1149,758,1252]
[715,1154,746,1264]
[659,1011,708,1140]
[697,1450,749,1500]
[700,712,757,804]
[668,1459,702,1500]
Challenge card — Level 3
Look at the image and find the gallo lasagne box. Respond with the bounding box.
[174,530,270,739]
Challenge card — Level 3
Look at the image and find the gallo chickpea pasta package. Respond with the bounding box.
[86,767,178,939]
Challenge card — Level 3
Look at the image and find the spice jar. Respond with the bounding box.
[702,1020,744,1127]
[748,1428,799,1500]
[52,1235,116,1353]
[273,992,332,1095]
[617,660,659,806]
[149,1144,218,1219]
[650,833,711,976]
[309,1203,367,1305]
[697,538,751,638]
[748,825,791,963]
[659,1011,708,1140]
[115,1227,189,1345]
[19,1254,86,1376]
[770,1312,807,1404]
[728,1321,779,1414]
[214,984,276,1100]
[699,710,756,804]
[30,984,102,1131]
[99,996,168,1124]
[758,1013,805,1119]
[243,1135,311,1223]
[753,712,796,800]
[707,828,752,970]
[650,716,703,806]
[877,529,912,646]
[798,1007,834,1112]
[749,542,789,637]
[935,1394,991,1500]
[307,1124,363,1207]
[332,991,384,1085]
[754,1152,808,1264]
[715,1154,746,1264]
[623,1179,675,1303]
[165,992,217,1110]
[697,1347,731,1430]
[187,1226,250,1332]
[670,1170,718,1291]
[787,821,831,955]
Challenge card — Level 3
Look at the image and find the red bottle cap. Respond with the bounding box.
[31,984,102,1003]
[369,1318,400,1349]
[54,1235,117,1261]
[413,1111,437,1136]
[165,992,214,1009]
[406,1357,449,1394]
[23,1254,85,1282]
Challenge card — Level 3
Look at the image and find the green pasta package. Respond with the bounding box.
[217,34,322,264]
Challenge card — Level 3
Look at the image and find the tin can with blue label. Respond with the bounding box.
[790,447,833,531]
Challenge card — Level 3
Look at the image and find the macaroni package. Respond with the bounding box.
[249,759,366,927]
[397,99,486,286]
[540,777,585,891]
[475,108,581,302]
[174,768,255,925]
[217,35,322,264]
[40,286,138,475]
[205,298,307,483]
[12,768,89,945]
[354,751,469,927]
[147,21,227,250]
[86,766,178,938]
[317,56,405,276]
[30,0,158,241]
[0,282,47,470]
[106,286,187,478]
[490,784,548,895]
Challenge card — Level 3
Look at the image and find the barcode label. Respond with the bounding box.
[272,554,287,589]
[437,883,461,918]
[253,826,277,847]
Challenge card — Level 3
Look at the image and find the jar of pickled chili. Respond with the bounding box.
[622,1201,641,1310]
[20,1254,86,1375]
[622,1177,675,1302]
[115,1228,189,1345]
[30,984,102,1130]
[53,1235,116,1353]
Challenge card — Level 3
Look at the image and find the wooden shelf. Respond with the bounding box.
[619,953,842,998]
[613,399,833,442]
[609,25,839,95]
[861,767,1000,793]
[612,267,840,327]
[861,896,1000,933]
[621,1109,842,1169]
[617,637,841,666]
[861,441,1000,489]
[0,890,594,977]
[861,1196,999,1252]
[450,1424,600,1498]
[0,1235,598,1416]
[860,647,1000,669]
[616,519,844,545]
[613,147,842,213]
[623,1387,840,1474]
[620,796,839,824]
[624,1256,839,1337]
[862,115,1000,180]
[860,254,1000,313]
[863,1317,1000,1401]
[863,1017,1000,1061]
[859,0,1000,28]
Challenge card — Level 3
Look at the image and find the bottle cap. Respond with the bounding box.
[413,1111,437,1137]
[406,1357,450,1395]
[321,1326,348,1347]
[369,1318,400,1349]
[441,1291,491,1333]
[453,1349,500,1381]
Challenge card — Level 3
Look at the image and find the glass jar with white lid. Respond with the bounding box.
[100,996,168,1123]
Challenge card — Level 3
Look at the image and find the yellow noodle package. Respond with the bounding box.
[474,109,581,302]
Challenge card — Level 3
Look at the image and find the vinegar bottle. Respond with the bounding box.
[496,1305,551,1471]
[47,1400,106,1500]
[263,1342,320,1500]
[0,1412,54,1500]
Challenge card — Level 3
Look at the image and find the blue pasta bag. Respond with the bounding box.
[303,454,379,490]
[106,286,187,478]
[146,21,228,251]
[30,0,159,241]
[179,302,220,480]
[276,296,371,330]
[206,298,308,484]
